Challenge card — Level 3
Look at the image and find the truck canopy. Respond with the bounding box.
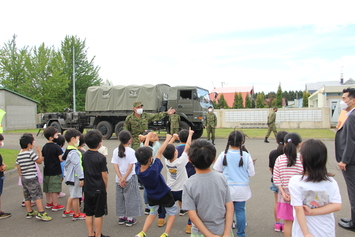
[85,84,171,111]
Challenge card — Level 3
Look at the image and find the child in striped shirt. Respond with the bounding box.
[273,133,303,237]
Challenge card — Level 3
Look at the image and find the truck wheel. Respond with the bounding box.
[115,121,125,138]
[50,121,62,134]
[179,121,190,130]
[192,128,203,139]
[97,121,113,140]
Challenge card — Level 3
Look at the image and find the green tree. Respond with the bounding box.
[302,91,311,107]
[232,92,244,109]
[0,35,29,90]
[276,84,283,108]
[245,93,252,108]
[218,93,229,109]
[251,98,256,108]
[256,93,265,108]
[60,35,102,111]
[212,100,220,109]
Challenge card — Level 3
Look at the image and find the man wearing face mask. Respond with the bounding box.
[336,88,355,231]
[204,106,217,145]
[124,102,176,150]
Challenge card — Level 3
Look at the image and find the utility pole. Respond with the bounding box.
[73,46,76,112]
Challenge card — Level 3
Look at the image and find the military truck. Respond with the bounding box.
[38,84,212,139]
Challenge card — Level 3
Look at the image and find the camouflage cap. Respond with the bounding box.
[133,101,143,107]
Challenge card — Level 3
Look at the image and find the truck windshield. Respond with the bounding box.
[197,88,212,108]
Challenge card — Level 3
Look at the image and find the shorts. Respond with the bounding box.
[68,177,82,199]
[149,203,178,216]
[191,231,234,237]
[21,176,43,201]
[269,182,279,193]
[171,190,182,202]
[43,174,62,193]
[84,191,107,218]
[0,177,4,195]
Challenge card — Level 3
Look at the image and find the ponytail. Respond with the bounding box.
[283,133,302,167]
[117,130,132,158]
[223,130,245,167]
[118,143,126,158]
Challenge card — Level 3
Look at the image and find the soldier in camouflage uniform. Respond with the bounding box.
[204,106,217,145]
[264,107,278,143]
[124,101,176,150]
[169,112,180,135]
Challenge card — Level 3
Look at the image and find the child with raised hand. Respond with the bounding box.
[111,130,142,227]
[268,131,288,232]
[183,139,234,237]
[213,130,255,237]
[273,133,303,237]
[135,133,178,237]
[289,139,342,237]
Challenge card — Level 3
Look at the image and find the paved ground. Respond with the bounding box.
[1,132,354,237]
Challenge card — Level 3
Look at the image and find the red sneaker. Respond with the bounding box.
[52,204,65,212]
[45,203,54,209]
[72,212,86,221]
[62,210,75,217]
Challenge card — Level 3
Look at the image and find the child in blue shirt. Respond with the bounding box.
[135,133,178,237]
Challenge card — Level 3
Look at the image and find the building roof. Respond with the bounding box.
[0,87,39,103]
[305,81,341,92]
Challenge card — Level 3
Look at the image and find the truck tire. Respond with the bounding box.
[115,121,125,138]
[97,121,113,140]
[50,121,62,134]
[192,128,203,139]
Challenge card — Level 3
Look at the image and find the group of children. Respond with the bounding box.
[269,132,342,237]
[0,126,344,237]
[12,127,109,237]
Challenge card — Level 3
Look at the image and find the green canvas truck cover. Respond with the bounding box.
[85,84,171,111]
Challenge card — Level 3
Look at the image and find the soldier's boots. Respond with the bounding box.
[212,140,215,145]
[264,137,270,143]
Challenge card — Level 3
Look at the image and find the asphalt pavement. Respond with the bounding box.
[1,132,353,237]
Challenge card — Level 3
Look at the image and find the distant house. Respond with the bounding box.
[0,87,38,131]
[209,86,254,108]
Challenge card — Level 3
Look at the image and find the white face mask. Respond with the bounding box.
[74,142,79,147]
[136,108,143,115]
[208,109,212,112]
[340,101,349,110]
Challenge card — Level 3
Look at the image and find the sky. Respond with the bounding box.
[1,0,355,93]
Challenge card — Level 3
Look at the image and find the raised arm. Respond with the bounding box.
[183,127,194,153]
[156,133,172,159]
[169,133,179,144]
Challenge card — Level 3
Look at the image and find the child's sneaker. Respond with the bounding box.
[160,233,169,237]
[135,231,146,237]
[185,224,192,234]
[157,218,166,227]
[21,201,26,207]
[0,211,11,219]
[22,201,36,207]
[36,212,52,221]
[45,203,54,209]
[58,192,66,198]
[52,204,65,212]
[72,212,86,221]
[125,218,137,227]
[232,220,236,229]
[179,209,188,216]
[26,210,38,219]
[274,222,283,232]
[62,210,75,217]
[144,208,150,215]
[118,217,127,225]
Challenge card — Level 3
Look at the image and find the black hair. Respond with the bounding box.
[85,130,103,149]
[300,139,333,182]
[79,134,85,147]
[142,130,154,147]
[163,144,176,160]
[64,128,81,143]
[118,130,132,158]
[284,133,302,167]
[188,139,216,170]
[343,87,355,98]
[43,126,58,140]
[135,146,153,165]
[0,134,3,141]
[223,130,244,167]
[178,129,189,143]
[56,134,66,147]
[20,134,34,149]
[276,131,288,155]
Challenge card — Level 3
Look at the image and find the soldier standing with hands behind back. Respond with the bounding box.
[204,106,217,145]
[169,112,180,135]
[264,107,278,143]
[124,102,176,150]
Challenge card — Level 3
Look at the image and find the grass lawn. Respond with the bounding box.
[1,149,20,171]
